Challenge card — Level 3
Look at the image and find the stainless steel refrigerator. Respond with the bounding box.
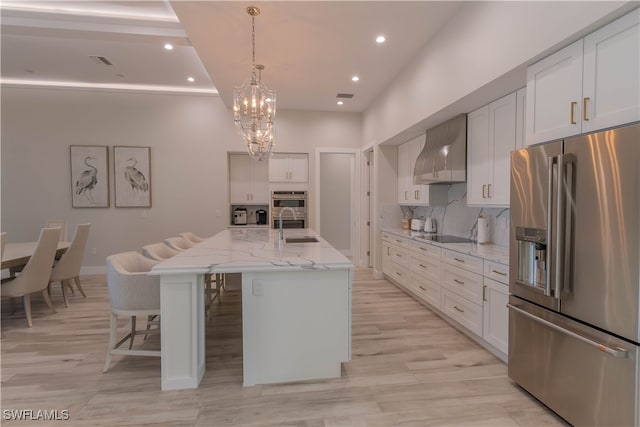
[508,122,640,426]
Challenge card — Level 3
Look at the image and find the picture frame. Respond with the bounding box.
[70,145,110,208]
[113,146,152,208]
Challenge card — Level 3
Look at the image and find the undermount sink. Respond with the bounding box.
[285,237,319,243]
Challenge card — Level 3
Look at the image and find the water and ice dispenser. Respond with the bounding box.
[515,227,547,289]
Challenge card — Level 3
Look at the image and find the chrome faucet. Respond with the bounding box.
[278,207,297,245]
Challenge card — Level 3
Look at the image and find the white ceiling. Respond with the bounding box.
[1,1,465,113]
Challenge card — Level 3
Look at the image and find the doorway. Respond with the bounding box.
[316,150,357,259]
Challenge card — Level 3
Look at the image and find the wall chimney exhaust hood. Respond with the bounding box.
[414,114,467,184]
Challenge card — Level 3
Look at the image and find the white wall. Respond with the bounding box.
[363,1,631,146]
[1,87,361,269]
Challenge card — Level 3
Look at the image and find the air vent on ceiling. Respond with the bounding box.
[89,55,113,66]
[336,93,354,99]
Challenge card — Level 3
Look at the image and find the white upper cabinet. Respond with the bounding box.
[526,39,584,145]
[397,135,447,206]
[582,10,639,133]
[526,9,639,145]
[515,87,527,150]
[269,153,308,182]
[229,153,269,204]
[397,141,412,204]
[467,92,516,207]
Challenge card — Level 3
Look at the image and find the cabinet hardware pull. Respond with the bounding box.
[492,270,507,276]
[488,184,492,198]
[419,286,427,291]
[483,285,487,302]
[395,253,402,258]
[419,263,427,268]
[453,279,465,285]
[395,272,402,277]
[416,190,420,199]
[570,101,577,124]
[454,258,465,263]
[453,306,464,313]
[405,191,409,201]
[583,97,590,121]
[420,247,427,251]
[482,184,486,198]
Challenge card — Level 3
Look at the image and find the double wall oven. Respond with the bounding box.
[272,191,307,229]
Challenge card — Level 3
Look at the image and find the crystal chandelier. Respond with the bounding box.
[233,6,276,161]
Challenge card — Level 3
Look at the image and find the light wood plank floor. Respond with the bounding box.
[1,269,566,426]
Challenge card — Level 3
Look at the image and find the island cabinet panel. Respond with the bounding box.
[241,269,351,386]
[160,273,206,391]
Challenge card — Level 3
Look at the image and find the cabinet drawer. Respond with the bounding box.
[410,255,441,284]
[409,275,440,309]
[442,249,483,274]
[381,232,410,249]
[484,260,509,284]
[411,240,441,259]
[387,263,410,287]
[389,245,409,268]
[441,289,483,337]
[442,263,484,305]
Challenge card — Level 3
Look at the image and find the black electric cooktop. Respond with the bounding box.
[416,234,473,244]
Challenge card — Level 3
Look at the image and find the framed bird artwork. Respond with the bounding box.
[70,145,110,208]
[114,146,151,208]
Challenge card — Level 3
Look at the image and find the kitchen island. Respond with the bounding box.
[151,228,353,390]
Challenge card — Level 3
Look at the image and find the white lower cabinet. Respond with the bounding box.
[408,240,442,309]
[482,278,509,354]
[441,289,483,337]
[482,260,510,355]
[381,231,510,359]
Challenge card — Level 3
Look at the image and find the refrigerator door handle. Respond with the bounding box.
[507,304,628,358]
[555,154,566,299]
[546,156,557,297]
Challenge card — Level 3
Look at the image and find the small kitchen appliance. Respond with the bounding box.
[424,217,436,234]
[233,208,247,225]
[410,218,425,231]
[256,209,268,225]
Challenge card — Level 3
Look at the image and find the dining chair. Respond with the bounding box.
[48,223,91,307]
[103,251,160,372]
[164,236,195,251]
[179,232,206,243]
[1,227,61,327]
[141,242,180,261]
[45,220,67,242]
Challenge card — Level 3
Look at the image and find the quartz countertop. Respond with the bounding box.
[152,228,353,274]
[382,228,509,265]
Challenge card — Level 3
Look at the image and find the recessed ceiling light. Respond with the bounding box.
[164,43,174,50]
[376,35,386,44]
[351,76,359,82]
[187,77,195,82]
[337,101,344,106]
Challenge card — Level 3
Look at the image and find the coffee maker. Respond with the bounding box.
[256,209,268,225]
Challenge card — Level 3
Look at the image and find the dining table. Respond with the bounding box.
[1,241,70,271]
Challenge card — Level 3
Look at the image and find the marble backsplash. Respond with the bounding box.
[380,184,510,247]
